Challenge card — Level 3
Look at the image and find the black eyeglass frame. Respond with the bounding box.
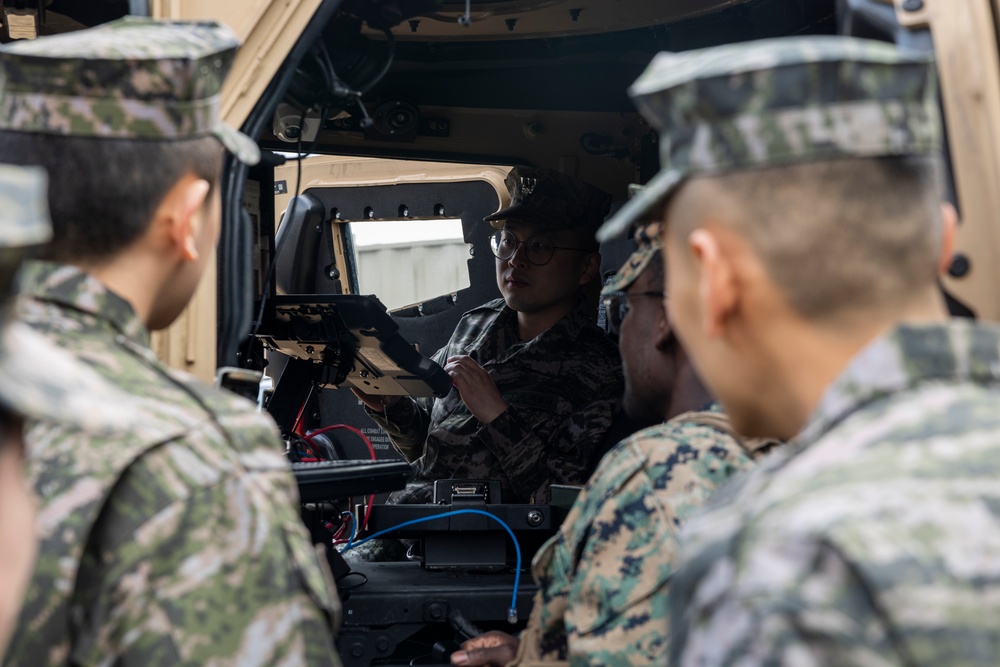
[489,229,594,266]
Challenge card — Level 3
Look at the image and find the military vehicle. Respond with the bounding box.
[4,0,995,663]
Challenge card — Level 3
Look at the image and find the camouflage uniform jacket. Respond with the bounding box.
[7,261,342,667]
[514,406,756,666]
[369,296,622,503]
[670,321,1000,667]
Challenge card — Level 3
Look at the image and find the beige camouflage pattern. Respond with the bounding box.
[0,17,259,165]
[514,406,756,666]
[670,321,1000,666]
[5,261,341,666]
[598,36,941,240]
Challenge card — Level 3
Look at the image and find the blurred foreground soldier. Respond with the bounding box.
[598,37,991,666]
[0,166,136,661]
[0,18,341,666]
[357,167,623,505]
[452,223,774,666]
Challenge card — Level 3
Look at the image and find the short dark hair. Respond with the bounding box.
[670,155,943,320]
[0,132,223,264]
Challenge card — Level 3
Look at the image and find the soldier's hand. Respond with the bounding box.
[351,387,401,414]
[445,356,508,424]
[450,630,519,666]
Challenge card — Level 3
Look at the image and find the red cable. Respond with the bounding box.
[303,423,379,536]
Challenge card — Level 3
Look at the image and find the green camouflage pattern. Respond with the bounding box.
[670,321,1000,667]
[367,296,623,503]
[514,407,755,666]
[601,222,661,294]
[598,36,941,240]
[485,167,612,234]
[0,16,260,165]
[5,261,341,666]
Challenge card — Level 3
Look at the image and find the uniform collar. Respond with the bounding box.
[20,260,150,347]
[797,320,1000,446]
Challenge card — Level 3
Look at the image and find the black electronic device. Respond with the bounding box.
[368,479,562,569]
[260,294,452,398]
[292,459,413,501]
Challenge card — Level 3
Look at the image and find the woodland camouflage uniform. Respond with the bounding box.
[369,167,623,504]
[595,36,1000,667]
[0,18,341,666]
[511,224,767,666]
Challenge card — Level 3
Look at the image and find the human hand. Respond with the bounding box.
[351,387,401,414]
[444,356,508,424]
[450,630,520,666]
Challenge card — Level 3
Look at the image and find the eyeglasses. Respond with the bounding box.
[601,289,666,334]
[490,229,593,266]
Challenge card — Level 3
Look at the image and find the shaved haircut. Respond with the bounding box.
[668,155,944,320]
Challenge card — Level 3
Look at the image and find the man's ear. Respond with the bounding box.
[159,175,211,263]
[578,251,601,286]
[938,201,958,277]
[653,302,674,352]
[687,228,737,338]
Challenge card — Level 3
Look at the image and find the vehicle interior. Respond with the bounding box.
[7,0,994,663]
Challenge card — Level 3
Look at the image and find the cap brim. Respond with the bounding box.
[596,168,686,242]
[601,245,657,295]
[484,204,574,231]
[0,322,133,431]
[213,123,261,166]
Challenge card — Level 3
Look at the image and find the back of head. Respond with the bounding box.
[0,17,261,264]
[599,36,945,322]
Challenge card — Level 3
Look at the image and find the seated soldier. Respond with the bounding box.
[451,221,776,666]
[356,167,624,505]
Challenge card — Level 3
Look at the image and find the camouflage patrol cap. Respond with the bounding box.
[485,166,612,233]
[597,36,941,241]
[602,222,662,295]
[0,16,260,165]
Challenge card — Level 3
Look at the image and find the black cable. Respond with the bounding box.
[250,117,304,336]
[359,28,395,94]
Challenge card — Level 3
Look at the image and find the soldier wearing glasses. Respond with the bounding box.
[451,216,776,667]
[358,166,623,505]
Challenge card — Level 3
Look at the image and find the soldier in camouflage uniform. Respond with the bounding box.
[357,167,623,505]
[452,223,773,666]
[597,37,992,666]
[0,166,144,660]
[0,18,342,666]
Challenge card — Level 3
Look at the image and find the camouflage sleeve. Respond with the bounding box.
[69,444,342,666]
[671,534,900,667]
[476,396,617,503]
[365,394,434,462]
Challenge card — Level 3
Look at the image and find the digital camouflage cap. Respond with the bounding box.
[486,166,612,235]
[0,16,260,165]
[597,36,941,240]
[0,165,125,426]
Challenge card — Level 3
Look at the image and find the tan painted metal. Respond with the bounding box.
[892,0,1000,320]
[273,155,511,296]
[149,0,324,381]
